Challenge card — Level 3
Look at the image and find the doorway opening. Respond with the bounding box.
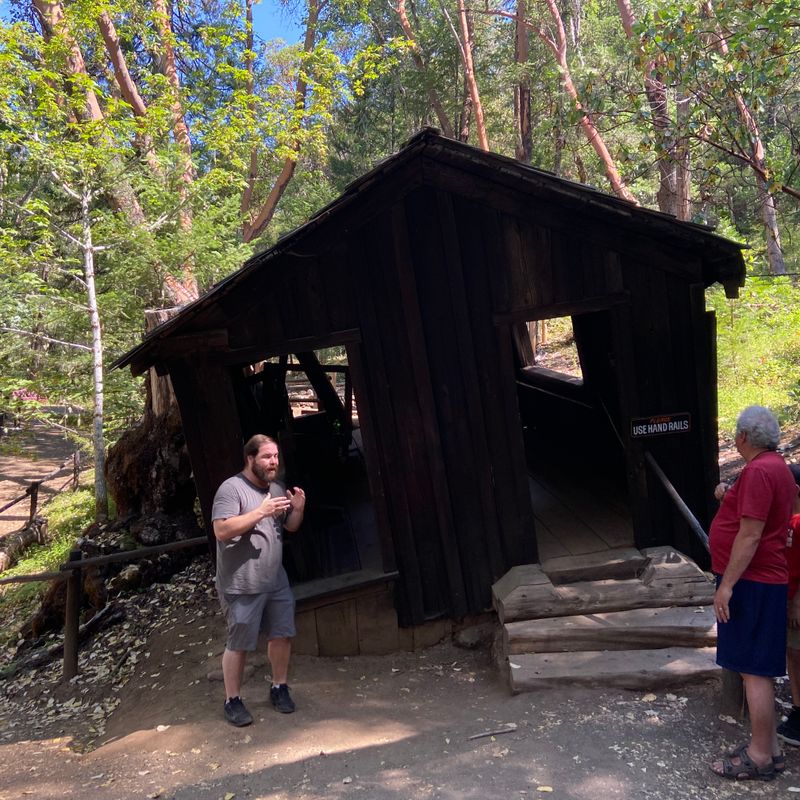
[235,348,386,590]
[511,313,633,562]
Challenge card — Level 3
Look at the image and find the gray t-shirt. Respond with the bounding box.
[212,473,289,594]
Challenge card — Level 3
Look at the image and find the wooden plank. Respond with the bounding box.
[504,605,716,654]
[316,599,359,656]
[345,344,396,574]
[292,609,319,656]
[493,292,630,326]
[492,563,551,612]
[434,192,507,584]
[216,330,362,367]
[509,647,720,692]
[391,196,470,616]
[356,589,400,655]
[348,223,430,624]
[530,470,633,551]
[541,547,647,585]
[455,199,537,567]
[169,361,243,537]
[499,571,713,623]
[527,477,610,556]
[534,523,570,562]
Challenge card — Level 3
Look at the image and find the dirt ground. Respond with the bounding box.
[2,426,800,799]
[0,424,79,537]
[0,554,799,800]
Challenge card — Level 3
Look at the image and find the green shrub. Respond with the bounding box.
[707,278,800,435]
[0,488,94,645]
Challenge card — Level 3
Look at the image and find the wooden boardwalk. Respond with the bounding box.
[528,466,634,561]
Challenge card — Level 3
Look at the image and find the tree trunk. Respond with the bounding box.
[33,0,146,226]
[540,0,637,203]
[396,0,455,138]
[0,517,48,574]
[456,0,489,151]
[154,0,199,296]
[701,0,785,274]
[615,0,685,217]
[81,189,108,521]
[514,0,532,163]
[242,0,320,243]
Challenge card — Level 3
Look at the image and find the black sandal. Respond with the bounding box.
[710,747,776,781]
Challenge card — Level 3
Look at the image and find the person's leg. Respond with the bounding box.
[268,637,291,685]
[222,648,248,700]
[742,673,778,766]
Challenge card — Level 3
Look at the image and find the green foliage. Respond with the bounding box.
[0,488,94,644]
[707,278,800,434]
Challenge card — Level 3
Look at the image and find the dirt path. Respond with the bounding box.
[0,424,79,538]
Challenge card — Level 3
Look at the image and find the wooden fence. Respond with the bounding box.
[0,451,83,523]
[0,535,208,680]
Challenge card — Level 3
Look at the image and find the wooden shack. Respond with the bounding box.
[114,129,745,632]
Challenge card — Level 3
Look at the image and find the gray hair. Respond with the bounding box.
[736,405,781,450]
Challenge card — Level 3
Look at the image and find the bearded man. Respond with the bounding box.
[212,434,305,726]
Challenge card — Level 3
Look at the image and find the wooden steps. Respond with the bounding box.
[509,647,719,692]
[493,546,719,692]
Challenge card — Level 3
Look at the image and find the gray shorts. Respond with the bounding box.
[219,585,296,651]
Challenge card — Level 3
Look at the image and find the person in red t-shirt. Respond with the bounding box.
[708,406,797,782]
[777,464,800,746]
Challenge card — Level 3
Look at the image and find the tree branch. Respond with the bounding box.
[0,327,92,351]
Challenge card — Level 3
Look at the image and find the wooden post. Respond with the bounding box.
[28,482,39,523]
[72,451,81,489]
[720,668,745,719]
[62,548,83,682]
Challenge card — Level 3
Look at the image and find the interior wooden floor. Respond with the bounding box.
[528,464,635,562]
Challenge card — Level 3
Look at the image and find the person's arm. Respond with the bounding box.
[284,487,306,533]
[713,516,766,623]
[213,493,291,542]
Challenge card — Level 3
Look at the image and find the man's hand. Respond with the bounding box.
[259,493,291,518]
[714,482,729,501]
[287,487,306,513]
[714,584,733,623]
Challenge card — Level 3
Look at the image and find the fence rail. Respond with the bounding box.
[1,534,209,681]
[0,451,84,524]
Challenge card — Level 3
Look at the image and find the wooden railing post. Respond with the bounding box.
[720,668,745,719]
[62,548,83,681]
[28,482,39,523]
[72,451,81,490]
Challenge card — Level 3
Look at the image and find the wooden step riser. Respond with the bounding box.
[504,606,716,654]
[493,546,714,624]
[497,580,713,623]
[509,647,720,692]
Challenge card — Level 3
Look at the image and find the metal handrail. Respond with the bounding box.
[644,451,709,552]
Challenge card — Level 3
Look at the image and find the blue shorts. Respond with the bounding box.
[715,576,787,677]
[219,585,296,651]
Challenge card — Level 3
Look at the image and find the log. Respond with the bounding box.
[508,647,720,692]
[503,605,717,654]
[0,602,126,680]
[0,517,48,573]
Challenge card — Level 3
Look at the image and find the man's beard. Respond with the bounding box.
[252,463,277,484]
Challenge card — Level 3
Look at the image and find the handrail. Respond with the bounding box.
[644,451,709,552]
